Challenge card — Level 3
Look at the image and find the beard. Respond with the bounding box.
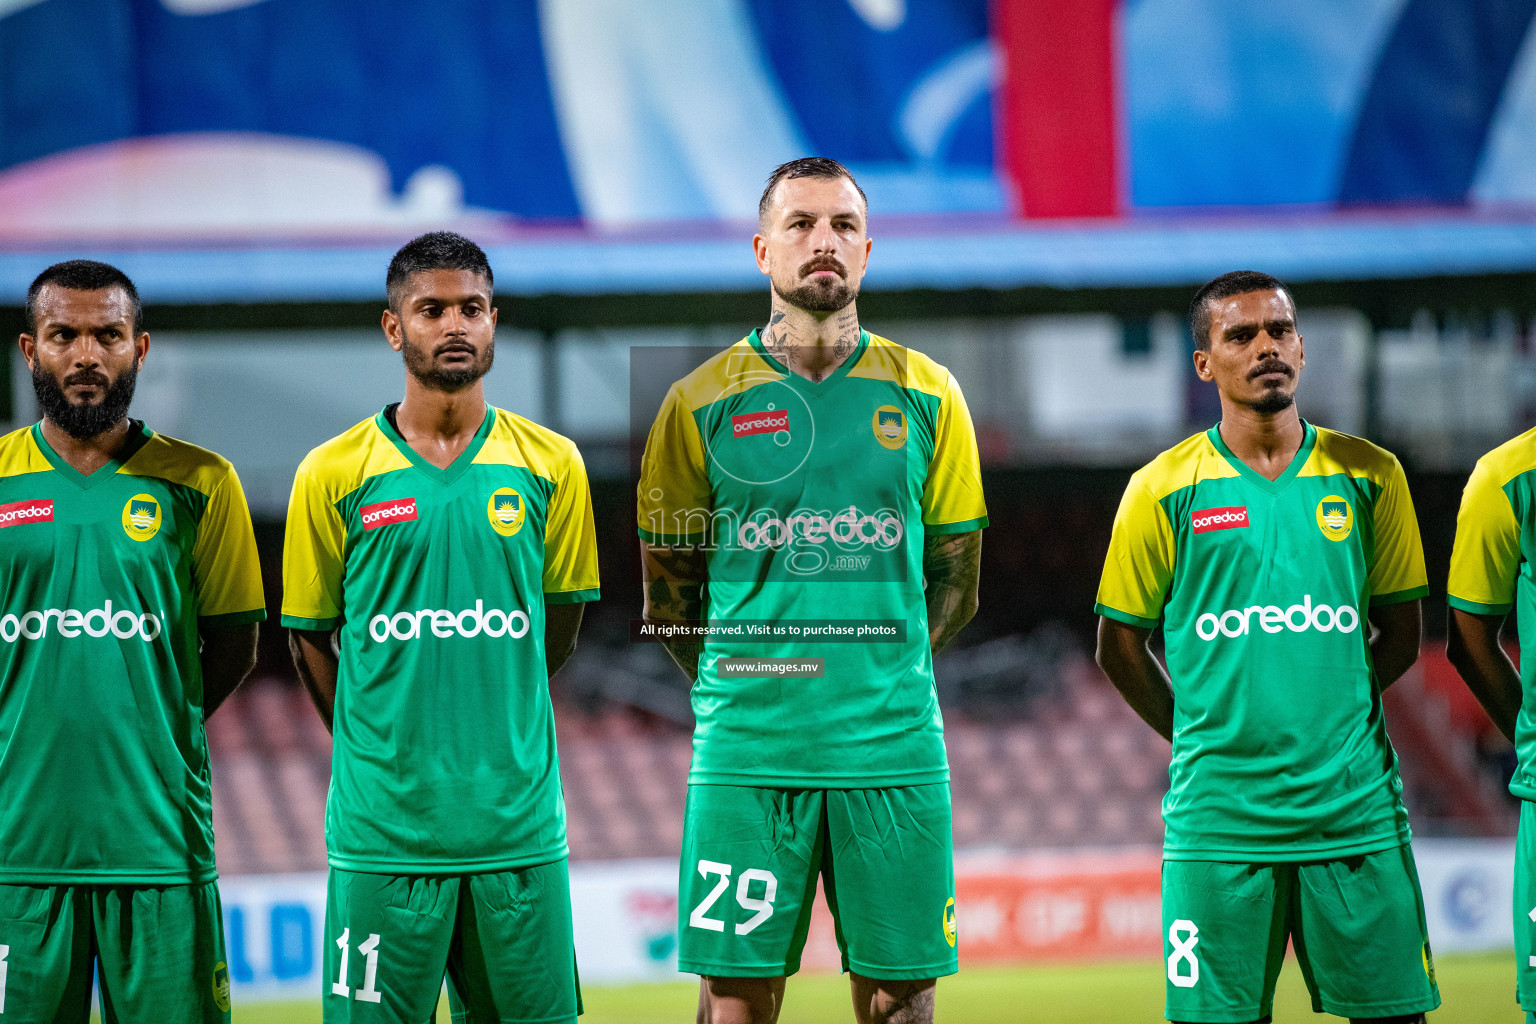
[32,359,139,440]
[772,258,858,313]
[401,327,494,392]
[1250,388,1296,414]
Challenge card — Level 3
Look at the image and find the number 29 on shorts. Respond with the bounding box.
[687,860,779,935]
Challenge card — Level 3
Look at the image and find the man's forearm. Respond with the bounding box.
[290,629,340,732]
[923,530,981,655]
[1368,599,1422,691]
[642,542,708,682]
[200,623,259,718]
[1096,618,1175,741]
[1448,609,1521,743]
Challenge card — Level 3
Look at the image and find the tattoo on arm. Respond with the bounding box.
[643,543,709,681]
[923,530,981,655]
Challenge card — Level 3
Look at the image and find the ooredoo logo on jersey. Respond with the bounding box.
[1192,506,1248,534]
[0,499,53,528]
[360,497,417,530]
[732,409,790,438]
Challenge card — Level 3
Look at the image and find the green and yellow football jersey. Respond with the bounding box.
[1096,422,1427,860]
[1447,426,1536,801]
[0,421,265,883]
[281,405,599,873]
[637,331,987,788]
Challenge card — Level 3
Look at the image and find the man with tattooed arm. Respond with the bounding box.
[637,157,988,1024]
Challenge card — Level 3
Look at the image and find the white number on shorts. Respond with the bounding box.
[688,860,733,932]
[0,943,9,1013]
[734,869,778,935]
[1528,905,1536,966]
[1167,920,1200,988]
[332,927,383,1002]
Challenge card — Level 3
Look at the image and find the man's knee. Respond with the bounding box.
[699,975,786,1024]
[850,974,936,1024]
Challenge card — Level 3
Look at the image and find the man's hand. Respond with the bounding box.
[923,529,981,655]
[1368,599,1421,691]
[290,628,340,732]
[1447,608,1520,743]
[642,542,708,681]
[200,622,259,718]
[1095,617,1175,741]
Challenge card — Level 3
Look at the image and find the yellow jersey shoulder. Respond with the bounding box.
[0,426,50,478]
[1303,426,1403,486]
[1129,431,1236,502]
[121,430,239,496]
[667,338,781,412]
[1470,425,1536,489]
[476,407,583,482]
[296,415,410,502]
[849,333,951,396]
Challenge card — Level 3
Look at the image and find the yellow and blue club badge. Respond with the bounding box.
[1316,495,1353,542]
[122,493,161,541]
[943,896,957,947]
[873,404,907,450]
[487,486,525,537]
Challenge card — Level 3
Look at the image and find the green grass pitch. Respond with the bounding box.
[129,952,1514,1023]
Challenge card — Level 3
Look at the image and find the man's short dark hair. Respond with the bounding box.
[758,157,868,228]
[386,231,494,312]
[1189,270,1293,351]
[26,260,143,336]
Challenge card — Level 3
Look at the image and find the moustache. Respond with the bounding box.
[1249,360,1294,381]
[799,257,846,279]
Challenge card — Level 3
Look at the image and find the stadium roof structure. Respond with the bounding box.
[2,211,1535,308]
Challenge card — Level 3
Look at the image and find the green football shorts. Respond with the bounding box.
[323,861,580,1024]
[1515,799,1536,1014]
[1161,845,1440,1023]
[677,783,958,980]
[0,879,230,1024]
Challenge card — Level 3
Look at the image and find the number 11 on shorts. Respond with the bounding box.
[333,927,383,1003]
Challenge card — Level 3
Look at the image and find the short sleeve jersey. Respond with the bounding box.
[0,421,265,883]
[636,331,987,788]
[1095,422,1426,861]
[281,406,598,873]
[1447,426,1536,800]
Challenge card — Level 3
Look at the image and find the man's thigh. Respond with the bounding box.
[323,869,459,1024]
[677,785,824,977]
[1292,845,1440,1020]
[1517,800,1536,1011]
[823,784,957,981]
[1161,860,1291,1023]
[0,882,93,1024]
[92,881,232,1024]
[444,860,580,1024]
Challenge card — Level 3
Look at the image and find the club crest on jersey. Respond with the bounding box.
[488,486,525,537]
[943,897,957,947]
[873,405,907,450]
[1192,506,1248,534]
[121,494,161,541]
[1316,495,1353,542]
[0,498,53,528]
[360,497,417,530]
[732,408,789,439]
